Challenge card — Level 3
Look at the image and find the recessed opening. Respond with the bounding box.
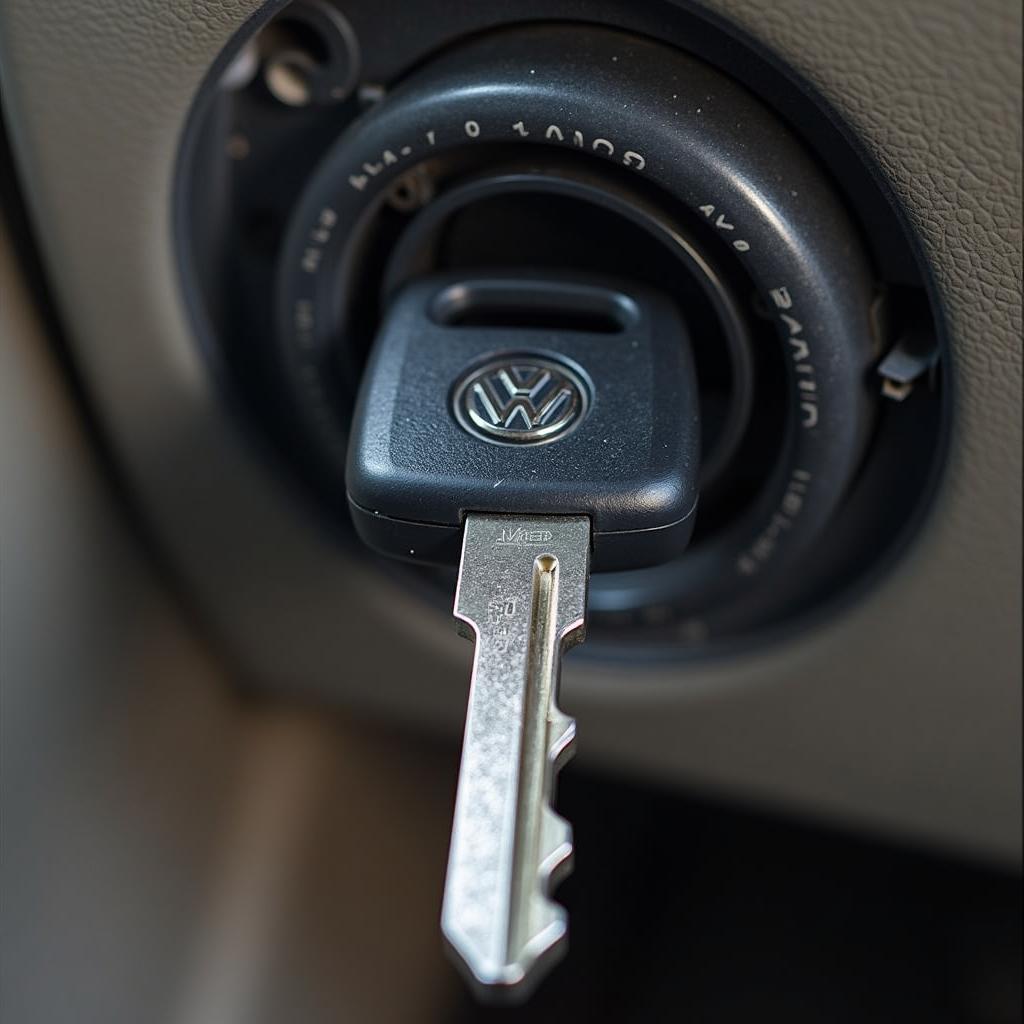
[431,280,637,334]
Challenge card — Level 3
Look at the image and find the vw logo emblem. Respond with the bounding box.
[452,354,590,445]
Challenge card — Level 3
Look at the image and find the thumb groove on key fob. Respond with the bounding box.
[344,271,701,999]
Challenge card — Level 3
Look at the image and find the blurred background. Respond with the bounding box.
[1,0,1020,1021]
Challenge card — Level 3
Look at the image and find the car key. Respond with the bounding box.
[345,272,701,999]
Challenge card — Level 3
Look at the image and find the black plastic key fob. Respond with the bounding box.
[346,273,700,570]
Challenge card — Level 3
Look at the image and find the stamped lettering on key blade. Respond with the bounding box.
[452,354,590,446]
[496,527,555,546]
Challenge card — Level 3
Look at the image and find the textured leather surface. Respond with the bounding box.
[0,0,1019,859]
[716,0,1023,534]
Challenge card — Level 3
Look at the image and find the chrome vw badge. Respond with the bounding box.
[452,354,591,445]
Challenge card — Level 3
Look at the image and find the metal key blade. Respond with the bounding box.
[442,514,590,1000]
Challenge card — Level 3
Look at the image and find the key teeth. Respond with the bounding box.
[538,805,574,891]
[548,707,576,769]
[541,706,575,896]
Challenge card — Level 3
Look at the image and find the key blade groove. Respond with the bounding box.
[506,553,560,963]
[443,514,590,1002]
